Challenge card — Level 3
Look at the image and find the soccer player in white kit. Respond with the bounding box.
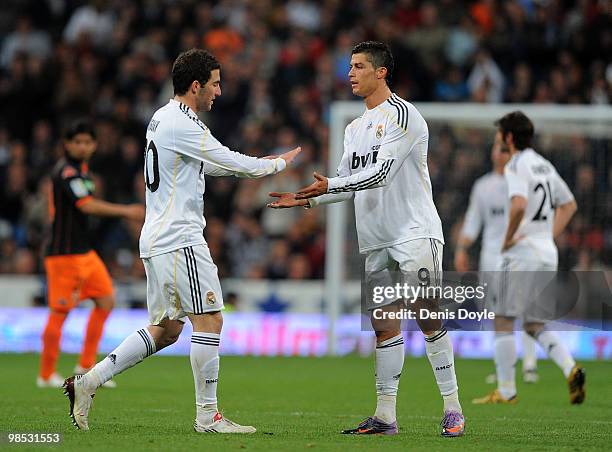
[473,111,585,405]
[63,49,301,432]
[268,42,465,437]
[455,138,540,384]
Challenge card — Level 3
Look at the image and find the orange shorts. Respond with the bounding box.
[44,250,114,313]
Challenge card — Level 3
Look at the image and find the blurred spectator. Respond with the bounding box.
[286,0,321,32]
[470,0,496,35]
[445,15,478,68]
[405,2,448,72]
[63,0,115,47]
[467,49,505,102]
[266,240,291,279]
[435,66,469,101]
[506,62,533,103]
[0,15,51,69]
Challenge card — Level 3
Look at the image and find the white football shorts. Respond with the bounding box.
[142,244,224,325]
[478,251,502,308]
[493,253,558,321]
[364,238,443,310]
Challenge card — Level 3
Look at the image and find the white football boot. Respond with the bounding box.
[194,412,256,434]
[63,375,95,431]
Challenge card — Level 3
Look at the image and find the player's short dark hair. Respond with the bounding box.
[351,41,394,82]
[64,120,96,140]
[172,49,221,95]
[495,111,534,150]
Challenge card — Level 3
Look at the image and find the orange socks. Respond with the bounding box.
[40,307,111,378]
[40,311,68,379]
[79,307,111,369]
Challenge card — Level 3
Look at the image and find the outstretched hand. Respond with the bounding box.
[295,172,328,199]
[262,146,302,164]
[267,192,308,209]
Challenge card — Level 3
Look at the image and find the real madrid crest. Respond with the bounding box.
[206,291,216,305]
[376,124,384,139]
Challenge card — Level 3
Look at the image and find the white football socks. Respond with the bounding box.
[191,332,221,424]
[521,331,538,372]
[534,330,575,378]
[374,334,404,423]
[425,329,461,413]
[494,333,517,399]
[83,328,156,393]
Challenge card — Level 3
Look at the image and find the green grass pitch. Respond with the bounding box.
[1,353,610,451]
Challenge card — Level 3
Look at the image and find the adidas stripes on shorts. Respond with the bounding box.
[142,244,224,325]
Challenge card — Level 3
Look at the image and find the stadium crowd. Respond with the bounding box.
[0,0,610,281]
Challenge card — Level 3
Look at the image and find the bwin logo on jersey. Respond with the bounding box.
[351,151,378,169]
[376,124,384,139]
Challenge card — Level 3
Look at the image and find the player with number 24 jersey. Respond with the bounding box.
[503,148,574,264]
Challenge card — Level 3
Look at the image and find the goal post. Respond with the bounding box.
[325,101,612,355]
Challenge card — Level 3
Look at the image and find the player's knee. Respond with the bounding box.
[160,332,180,347]
[43,326,61,341]
[95,295,115,311]
[43,322,62,341]
[494,316,514,332]
[375,329,401,343]
[523,323,543,338]
[189,310,223,333]
[208,311,223,330]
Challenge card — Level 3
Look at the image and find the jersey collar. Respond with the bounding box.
[170,98,195,115]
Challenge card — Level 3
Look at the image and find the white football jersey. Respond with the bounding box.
[310,93,443,253]
[139,99,286,258]
[503,148,574,263]
[461,172,507,270]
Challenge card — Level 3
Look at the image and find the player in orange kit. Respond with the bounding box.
[38,120,144,388]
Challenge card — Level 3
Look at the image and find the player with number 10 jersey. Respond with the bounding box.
[63,49,301,434]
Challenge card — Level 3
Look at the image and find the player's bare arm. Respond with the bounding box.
[263,146,302,164]
[501,195,527,251]
[454,236,474,272]
[295,172,328,199]
[553,199,577,239]
[78,199,145,221]
[267,192,308,209]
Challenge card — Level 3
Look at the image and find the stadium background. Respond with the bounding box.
[0,1,610,356]
[0,2,611,450]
